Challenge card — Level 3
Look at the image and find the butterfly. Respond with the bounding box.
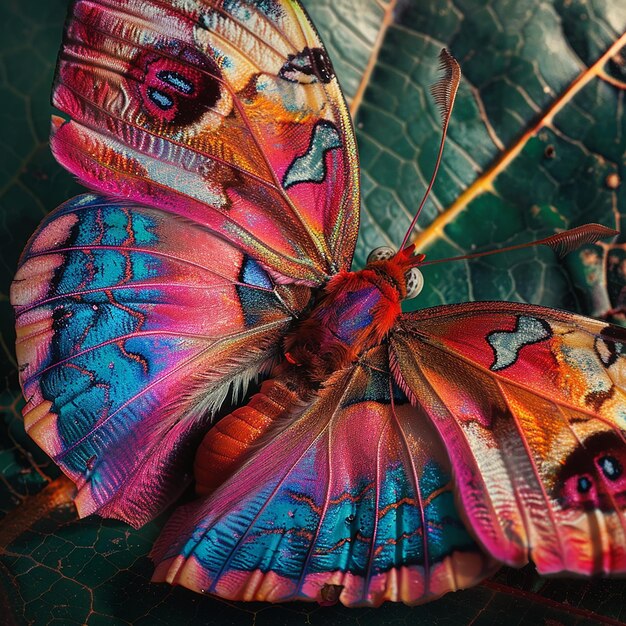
[10,0,626,608]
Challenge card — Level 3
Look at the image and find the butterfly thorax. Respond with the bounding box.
[283,258,410,384]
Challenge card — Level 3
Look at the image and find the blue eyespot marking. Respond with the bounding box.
[157,70,195,94]
[241,257,273,289]
[599,455,622,480]
[147,88,174,110]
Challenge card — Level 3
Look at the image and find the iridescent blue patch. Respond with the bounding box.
[236,256,277,326]
[147,88,174,110]
[333,288,377,344]
[185,448,476,585]
[32,198,179,483]
[157,70,194,94]
[283,121,342,189]
[167,359,480,591]
[241,257,273,289]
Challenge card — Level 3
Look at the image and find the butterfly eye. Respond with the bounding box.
[366,246,395,263]
[404,267,424,299]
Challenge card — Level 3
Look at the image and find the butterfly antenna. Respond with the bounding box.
[419,224,618,267]
[399,49,461,251]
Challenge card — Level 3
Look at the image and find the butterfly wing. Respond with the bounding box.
[51,0,359,283]
[151,345,495,606]
[13,0,360,525]
[11,195,311,526]
[389,302,626,574]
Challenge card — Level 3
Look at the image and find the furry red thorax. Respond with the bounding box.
[283,249,418,383]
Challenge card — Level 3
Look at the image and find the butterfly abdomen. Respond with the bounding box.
[194,376,311,495]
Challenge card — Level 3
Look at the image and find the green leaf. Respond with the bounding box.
[1,0,626,624]
[352,1,626,321]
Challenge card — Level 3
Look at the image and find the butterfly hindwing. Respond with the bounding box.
[11,194,311,526]
[390,302,626,574]
[51,0,359,283]
[152,345,494,606]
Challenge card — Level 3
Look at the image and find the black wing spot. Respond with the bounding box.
[280,47,335,84]
[595,324,626,367]
[555,431,626,511]
[309,47,334,83]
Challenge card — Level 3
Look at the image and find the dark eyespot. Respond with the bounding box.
[598,454,622,480]
[133,43,222,125]
[554,431,626,511]
[279,47,334,84]
[310,47,334,83]
[345,514,355,525]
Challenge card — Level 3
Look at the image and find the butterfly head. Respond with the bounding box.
[365,245,425,300]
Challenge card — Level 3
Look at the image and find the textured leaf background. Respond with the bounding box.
[1,0,626,623]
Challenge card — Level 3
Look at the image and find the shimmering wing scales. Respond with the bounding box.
[11,194,310,527]
[152,346,494,606]
[52,0,359,283]
[390,302,626,574]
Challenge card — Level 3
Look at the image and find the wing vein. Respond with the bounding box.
[391,347,506,553]
[388,375,431,597]
[51,129,325,279]
[361,405,387,601]
[494,378,566,565]
[400,325,626,429]
[22,319,288,386]
[16,280,274,317]
[60,0,338,269]
[294,412,334,598]
[202,369,358,595]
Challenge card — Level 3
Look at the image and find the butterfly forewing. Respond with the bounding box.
[51,0,359,283]
[390,302,626,574]
[11,0,360,527]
